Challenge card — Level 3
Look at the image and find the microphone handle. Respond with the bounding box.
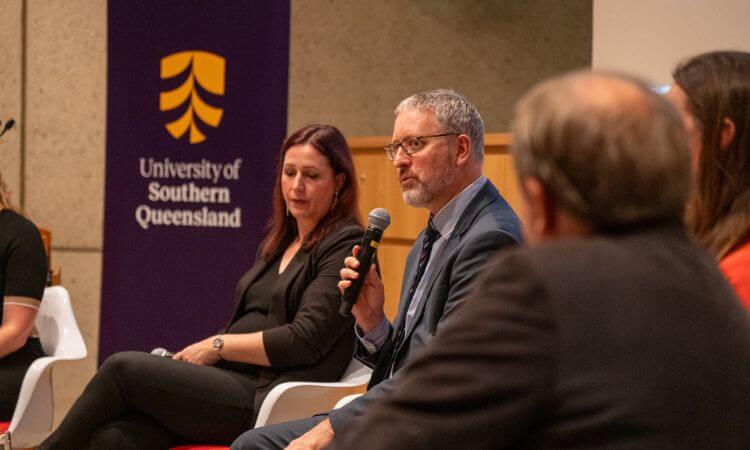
[151,347,175,358]
[339,227,383,316]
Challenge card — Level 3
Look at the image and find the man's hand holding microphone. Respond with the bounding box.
[338,245,386,334]
[337,208,390,332]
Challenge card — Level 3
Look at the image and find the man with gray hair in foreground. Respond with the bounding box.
[332,72,750,449]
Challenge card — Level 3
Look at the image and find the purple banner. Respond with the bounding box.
[101,1,290,363]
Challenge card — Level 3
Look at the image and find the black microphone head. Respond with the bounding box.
[368,208,390,231]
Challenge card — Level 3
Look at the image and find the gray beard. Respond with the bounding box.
[401,160,456,208]
[402,184,433,207]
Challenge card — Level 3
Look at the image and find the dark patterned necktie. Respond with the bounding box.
[406,220,440,304]
[386,220,440,376]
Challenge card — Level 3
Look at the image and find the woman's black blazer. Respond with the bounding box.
[225,223,362,420]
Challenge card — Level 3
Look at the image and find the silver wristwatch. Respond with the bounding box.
[212,336,224,360]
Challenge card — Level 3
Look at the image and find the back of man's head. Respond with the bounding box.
[511,71,691,231]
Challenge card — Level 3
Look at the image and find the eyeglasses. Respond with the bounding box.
[384,132,459,160]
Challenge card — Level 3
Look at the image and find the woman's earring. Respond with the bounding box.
[286,206,290,217]
[331,190,339,211]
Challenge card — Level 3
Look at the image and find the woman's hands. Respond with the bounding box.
[173,335,220,366]
[173,332,270,366]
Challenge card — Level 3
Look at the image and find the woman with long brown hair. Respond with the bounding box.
[669,51,750,306]
[40,124,363,449]
[0,171,48,421]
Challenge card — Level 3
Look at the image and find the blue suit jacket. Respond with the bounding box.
[329,179,522,430]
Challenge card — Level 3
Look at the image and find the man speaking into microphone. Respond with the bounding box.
[232,89,522,449]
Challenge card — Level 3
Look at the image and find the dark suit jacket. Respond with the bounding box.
[328,180,522,430]
[334,224,750,449]
[224,223,361,422]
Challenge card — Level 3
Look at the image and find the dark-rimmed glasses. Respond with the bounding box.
[384,132,459,160]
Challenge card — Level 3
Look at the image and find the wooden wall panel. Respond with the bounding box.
[377,243,412,321]
[349,133,518,317]
[483,152,522,214]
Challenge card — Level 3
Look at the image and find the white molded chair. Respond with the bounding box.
[5,286,87,448]
[333,393,363,410]
[253,358,371,427]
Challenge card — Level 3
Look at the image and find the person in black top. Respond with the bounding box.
[0,171,48,421]
[39,125,363,449]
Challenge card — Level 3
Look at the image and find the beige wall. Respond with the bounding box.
[1,0,591,424]
[290,0,592,136]
[593,0,750,85]
[0,0,23,201]
[1,0,108,424]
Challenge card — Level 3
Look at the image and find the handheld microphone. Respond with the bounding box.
[339,208,391,316]
[150,347,174,358]
[0,119,15,139]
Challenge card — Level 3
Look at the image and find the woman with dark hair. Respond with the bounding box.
[0,171,48,421]
[668,50,750,307]
[39,124,363,449]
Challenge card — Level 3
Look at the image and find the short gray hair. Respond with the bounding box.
[511,71,691,230]
[395,89,484,162]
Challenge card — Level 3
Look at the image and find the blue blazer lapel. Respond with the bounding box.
[453,180,500,237]
[403,235,455,335]
[393,230,424,332]
[401,180,498,337]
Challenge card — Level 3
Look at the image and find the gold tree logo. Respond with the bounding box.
[160,51,225,144]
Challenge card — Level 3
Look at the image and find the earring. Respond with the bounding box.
[331,190,339,211]
[286,206,290,217]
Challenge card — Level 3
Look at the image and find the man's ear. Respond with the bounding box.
[521,177,556,240]
[454,134,473,166]
[720,117,736,150]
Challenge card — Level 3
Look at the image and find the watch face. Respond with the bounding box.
[213,337,223,351]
